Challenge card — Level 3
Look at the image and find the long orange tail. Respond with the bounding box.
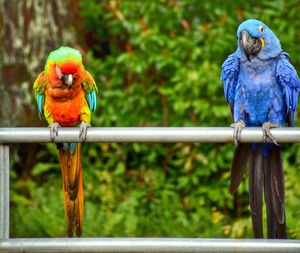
[59,143,83,237]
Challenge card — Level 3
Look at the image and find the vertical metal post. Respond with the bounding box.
[0,144,9,238]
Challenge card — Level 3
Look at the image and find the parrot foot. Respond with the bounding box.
[49,123,61,142]
[79,122,90,142]
[262,122,280,145]
[230,120,245,146]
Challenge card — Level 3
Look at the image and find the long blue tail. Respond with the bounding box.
[229,144,286,238]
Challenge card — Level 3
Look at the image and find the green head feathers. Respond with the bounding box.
[45,46,82,71]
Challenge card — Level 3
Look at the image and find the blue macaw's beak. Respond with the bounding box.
[62,74,74,89]
[240,30,263,62]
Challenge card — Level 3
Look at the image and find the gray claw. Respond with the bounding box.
[49,122,61,142]
[230,120,245,146]
[262,122,280,145]
[79,122,90,142]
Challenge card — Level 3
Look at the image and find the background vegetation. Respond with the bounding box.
[5,0,300,238]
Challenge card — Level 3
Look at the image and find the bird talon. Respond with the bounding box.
[79,122,90,142]
[231,120,245,146]
[49,122,61,142]
[262,122,280,145]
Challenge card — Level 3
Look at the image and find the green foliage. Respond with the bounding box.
[10,0,300,238]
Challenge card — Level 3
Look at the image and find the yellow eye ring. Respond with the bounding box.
[259,25,264,32]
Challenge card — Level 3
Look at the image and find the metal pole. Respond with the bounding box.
[0,238,300,253]
[0,145,9,239]
[1,127,300,143]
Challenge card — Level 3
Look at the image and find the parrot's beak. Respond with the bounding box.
[62,74,74,89]
[240,30,263,62]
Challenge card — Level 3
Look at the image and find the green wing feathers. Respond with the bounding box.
[82,71,97,113]
[33,72,46,119]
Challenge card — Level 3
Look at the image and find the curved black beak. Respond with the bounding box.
[62,74,73,89]
[240,30,262,62]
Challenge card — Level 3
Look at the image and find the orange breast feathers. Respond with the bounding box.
[45,91,87,126]
[44,61,87,126]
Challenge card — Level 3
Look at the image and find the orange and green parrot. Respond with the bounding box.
[33,46,97,237]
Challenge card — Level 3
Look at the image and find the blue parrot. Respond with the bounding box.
[221,19,300,238]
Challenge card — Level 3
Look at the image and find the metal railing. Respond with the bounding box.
[1,127,300,143]
[1,127,300,253]
[1,238,300,253]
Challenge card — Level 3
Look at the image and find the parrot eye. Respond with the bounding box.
[259,25,264,32]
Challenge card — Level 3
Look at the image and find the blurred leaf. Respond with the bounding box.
[32,163,60,176]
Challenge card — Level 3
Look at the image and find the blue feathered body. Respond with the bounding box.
[234,55,285,126]
[222,51,299,129]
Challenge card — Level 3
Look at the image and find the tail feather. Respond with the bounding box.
[248,146,263,238]
[269,147,285,224]
[265,146,287,238]
[229,144,251,194]
[76,168,84,237]
[263,155,276,238]
[59,143,83,237]
[230,144,287,238]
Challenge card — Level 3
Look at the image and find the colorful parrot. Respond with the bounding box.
[33,47,97,237]
[221,19,300,238]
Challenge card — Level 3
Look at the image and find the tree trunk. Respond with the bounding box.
[0,0,79,126]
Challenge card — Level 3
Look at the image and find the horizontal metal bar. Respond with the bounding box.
[1,238,300,253]
[0,127,300,143]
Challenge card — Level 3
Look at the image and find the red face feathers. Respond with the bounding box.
[44,47,85,99]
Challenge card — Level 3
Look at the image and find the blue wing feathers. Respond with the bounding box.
[92,92,96,111]
[87,91,97,112]
[37,94,45,119]
[221,53,240,104]
[276,52,300,125]
[87,93,92,110]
